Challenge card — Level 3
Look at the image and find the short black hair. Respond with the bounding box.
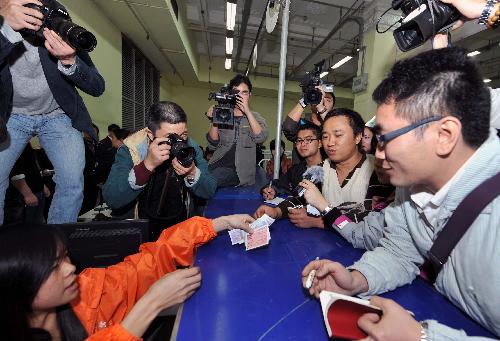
[372,47,490,148]
[229,74,252,93]
[297,121,321,139]
[147,101,187,133]
[323,108,365,138]
[270,139,285,151]
[107,124,120,133]
[115,128,130,141]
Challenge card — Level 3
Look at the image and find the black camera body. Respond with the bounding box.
[23,0,97,52]
[300,60,325,106]
[159,133,195,168]
[208,86,239,127]
[392,0,460,51]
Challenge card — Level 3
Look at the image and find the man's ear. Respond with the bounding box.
[435,116,461,156]
[145,128,154,141]
[355,133,362,145]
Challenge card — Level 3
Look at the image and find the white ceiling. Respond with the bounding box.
[91,0,499,89]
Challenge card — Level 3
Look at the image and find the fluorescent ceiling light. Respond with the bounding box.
[331,56,353,69]
[467,50,481,57]
[483,78,492,83]
[320,71,329,78]
[226,37,233,55]
[226,1,237,31]
[225,58,232,70]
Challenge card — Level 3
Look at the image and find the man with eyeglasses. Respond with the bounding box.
[301,48,500,340]
[206,74,268,187]
[283,85,335,164]
[103,101,216,240]
[261,122,324,200]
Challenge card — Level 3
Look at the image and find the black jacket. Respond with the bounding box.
[0,17,105,140]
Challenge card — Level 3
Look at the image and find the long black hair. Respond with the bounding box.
[0,224,87,341]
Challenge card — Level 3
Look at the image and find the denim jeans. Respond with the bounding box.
[0,113,85,224]
[210,166,240,188]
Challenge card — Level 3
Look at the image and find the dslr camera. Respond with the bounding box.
[159,133,195,168]
[23,0,97,52]
[299,60,333,106]
[208,86,239,127]
[391,0,460,51]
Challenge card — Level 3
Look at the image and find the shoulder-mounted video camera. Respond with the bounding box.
[158,133,195,168]
[23,0,97,52]
[208,86,239,127]
[300,60,333,106]
[383,0,460,52]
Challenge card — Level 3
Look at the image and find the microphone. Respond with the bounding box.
[0,116,8,144]
[295,165,324,197]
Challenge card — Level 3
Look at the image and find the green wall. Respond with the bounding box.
[59,0,122,140]
[159,82,298,150]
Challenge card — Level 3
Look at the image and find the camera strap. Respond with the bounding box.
[422,171,500,283]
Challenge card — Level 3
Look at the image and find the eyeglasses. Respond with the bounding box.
[295,137,319,145]
[375,116,441,148]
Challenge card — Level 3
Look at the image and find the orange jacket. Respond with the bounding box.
[71,216,216,340]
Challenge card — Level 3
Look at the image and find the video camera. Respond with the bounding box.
[158,133,195,168]
[208,86,239,126]
[389,0,460,52]
[23,0,97,52]
[299,60,333,106]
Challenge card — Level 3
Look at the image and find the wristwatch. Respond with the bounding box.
[298,97,307,109]
[320,205,333,217]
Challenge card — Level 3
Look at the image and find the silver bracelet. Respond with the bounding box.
[479,0,498,25]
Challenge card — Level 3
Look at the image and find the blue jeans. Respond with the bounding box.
[0,113,85,224]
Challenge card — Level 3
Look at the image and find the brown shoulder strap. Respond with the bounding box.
[425,172,500,283]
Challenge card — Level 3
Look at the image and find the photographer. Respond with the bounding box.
[103,101,216,240]
[0,0,105,225]
[206,74,268,187]
[282,85,334,165]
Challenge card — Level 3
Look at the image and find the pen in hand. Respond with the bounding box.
[305,257,320,289]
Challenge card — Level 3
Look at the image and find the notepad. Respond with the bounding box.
[319,291,382,340]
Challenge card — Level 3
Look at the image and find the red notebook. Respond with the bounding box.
[319,291,382,340]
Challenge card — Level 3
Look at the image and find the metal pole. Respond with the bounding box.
[273,0,290,180]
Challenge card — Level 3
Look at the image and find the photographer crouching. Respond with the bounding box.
[206,74,268,188]
[0,0,104,225]
[103,102,217,240]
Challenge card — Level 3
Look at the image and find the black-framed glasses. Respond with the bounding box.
[295,137,319,145]
[376,116,441,147]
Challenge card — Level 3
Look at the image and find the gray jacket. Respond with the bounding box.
[207,111,268,186]
[346,128,500,340]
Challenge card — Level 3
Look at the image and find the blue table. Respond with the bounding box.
[173,186,495,340]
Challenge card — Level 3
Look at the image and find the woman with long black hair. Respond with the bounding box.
[0,214,253,340]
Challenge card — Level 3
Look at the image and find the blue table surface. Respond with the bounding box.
[175,184,495,340]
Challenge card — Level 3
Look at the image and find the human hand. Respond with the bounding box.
[236,93,251,116]
[172,158,195,177]
[0,0,43,31]
[146,267,202,311]
[302,259,368,298]
[357,296,421,341]
[206,105,214,119]
[314,86,327,113]
[24,192,38,206]
[254,204,281,219]
[212,214,255,233]
[261,186,277,201]
[299,179,328,211]
[43,28,76,65]
[144,138,171,171]
[288,207,323,228]
[43,184,51,197]
[440,0,485,20]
